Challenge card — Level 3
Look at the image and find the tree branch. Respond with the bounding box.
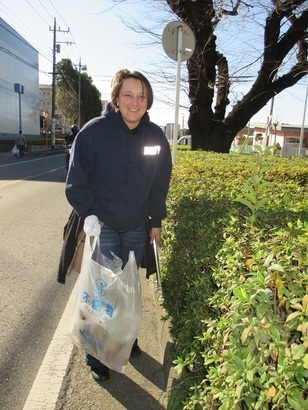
[277,9,308,62]
[214,52,230,119]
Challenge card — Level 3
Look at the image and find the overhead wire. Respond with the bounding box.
[1,0,88,85]
[0,0,54,83]
[42,0,88,96]
[48,0,95,84]
[0,0,50,56]
[26,0,50,26]
[48,0,69,28]
[38,0,54,21]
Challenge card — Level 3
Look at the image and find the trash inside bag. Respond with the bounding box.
[68,235,142,373]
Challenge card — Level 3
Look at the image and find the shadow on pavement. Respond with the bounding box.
[97,367,164,409]
[129,351,166,391]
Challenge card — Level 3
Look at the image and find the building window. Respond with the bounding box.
[286,137,300,144]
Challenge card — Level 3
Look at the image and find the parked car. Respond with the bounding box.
[177,135,191,146]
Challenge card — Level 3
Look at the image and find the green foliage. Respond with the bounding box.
[161,150,308,409]
[56,58,102,126]
[26,137,64,146]
[234,146,273,224]
[177,144,191,151]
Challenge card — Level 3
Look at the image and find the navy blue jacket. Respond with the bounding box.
[66,104,172,230]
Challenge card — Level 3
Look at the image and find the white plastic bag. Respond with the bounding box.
[12,145,19,156]
[68,235,142,373]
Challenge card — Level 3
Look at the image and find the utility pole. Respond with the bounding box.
[49,17,70,149]
[78,58,87,128]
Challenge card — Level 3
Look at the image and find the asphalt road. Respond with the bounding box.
[0,152,77,410]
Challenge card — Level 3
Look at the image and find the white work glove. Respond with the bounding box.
[83,215,101,237]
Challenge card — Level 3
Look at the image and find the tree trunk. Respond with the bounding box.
[166,0,308,153]
[189,112,233,153]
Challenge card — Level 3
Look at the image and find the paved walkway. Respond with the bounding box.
[22,269,174,410]
[55,273,173,410]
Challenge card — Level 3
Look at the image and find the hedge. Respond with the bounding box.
[160,149,307,409]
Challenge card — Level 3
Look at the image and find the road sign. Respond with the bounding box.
[162,21,195,62]
[162,21,196,163]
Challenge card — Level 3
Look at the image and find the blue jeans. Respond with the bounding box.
[86,224,146,371]
[99,224,147,268]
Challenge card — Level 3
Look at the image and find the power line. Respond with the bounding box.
[0,2,47,52]
[1,0,85,77]
[38,0,54,21]
[49,0,69,28]
[0,1,53,67]
[1,0,94,100]
[0,45,37,70]
[26,0,50,26]
[47,0,89,79]
[0,20,53,83]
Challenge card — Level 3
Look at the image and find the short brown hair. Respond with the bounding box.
[111,69,153,110]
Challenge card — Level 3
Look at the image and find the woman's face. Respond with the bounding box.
[117,78,148,129]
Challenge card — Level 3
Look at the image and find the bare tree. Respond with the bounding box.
[107,0,307,152]
[166,0,307,152]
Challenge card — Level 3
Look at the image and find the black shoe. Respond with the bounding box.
[90,366,110,382]
[130,340,142,357]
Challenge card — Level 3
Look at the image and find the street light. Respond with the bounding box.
[14,83,24,133]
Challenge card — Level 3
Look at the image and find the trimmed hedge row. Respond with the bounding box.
[160,150,308,409]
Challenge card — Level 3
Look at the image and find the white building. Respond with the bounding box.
[253,123,308,157]
[39,84,67,134]
[232,123,308,157]
[40,84,52,121]
[0,18,40,140]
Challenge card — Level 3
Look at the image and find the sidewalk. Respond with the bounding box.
[22,269,176,410]
[54,273,175,410]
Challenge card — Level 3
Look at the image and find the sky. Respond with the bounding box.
[1,0,307,128]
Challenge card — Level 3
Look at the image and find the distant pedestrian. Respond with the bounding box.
[65,125,79,146]
[15,131,27,158]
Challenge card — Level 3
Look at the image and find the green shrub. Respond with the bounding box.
[161,150,308,409]
[26,137,64,146]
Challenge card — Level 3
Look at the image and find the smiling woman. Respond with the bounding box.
[65,68,172,382]
[116,78,148,129]
[110,69,154,129]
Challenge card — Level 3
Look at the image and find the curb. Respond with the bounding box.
[23,280,78,410]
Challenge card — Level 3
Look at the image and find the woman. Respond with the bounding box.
[66,69,172,381]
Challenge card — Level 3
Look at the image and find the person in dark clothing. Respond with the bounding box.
[65,125,79,172]
[65,69,172,382]
[15,131,27,158]
[65,124,79,146]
